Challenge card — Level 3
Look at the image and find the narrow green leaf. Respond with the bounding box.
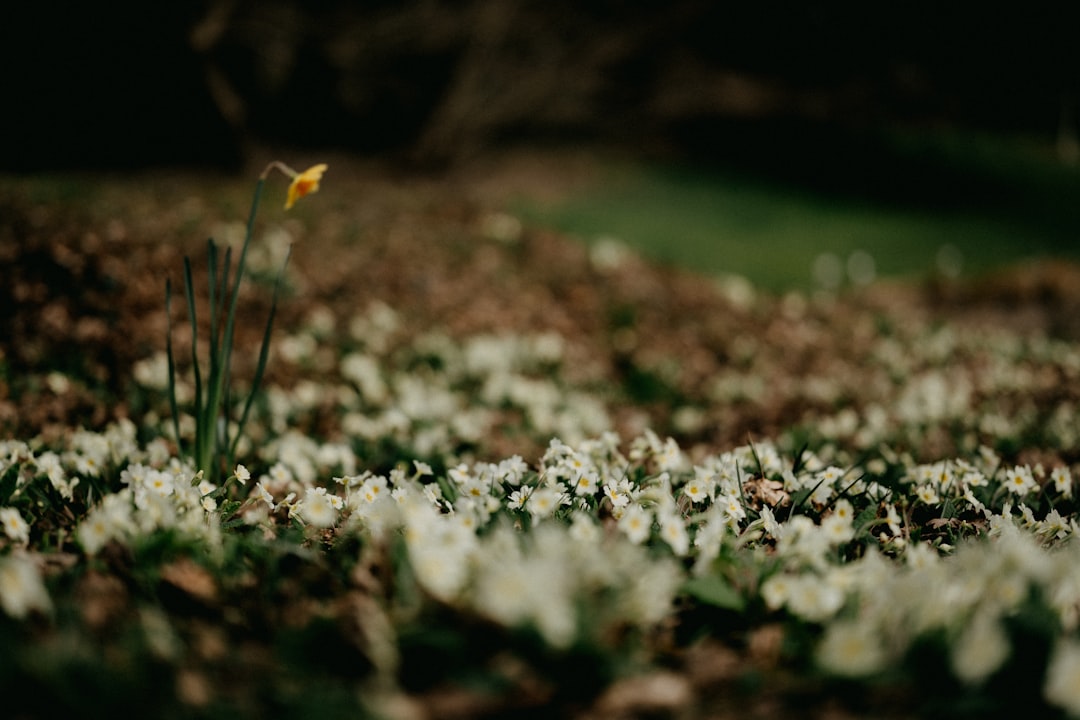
[206,179,265,481]
[207,239,218,368]
[165,279,183,454]
[790,441,811,475]
[682,574,745,611]
[230,245,292,465]
[747,436,765,478]
[182,257,207,472]
[217,243,234,454]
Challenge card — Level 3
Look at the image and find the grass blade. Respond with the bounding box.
[230,244,292,466]
[182,256,206,471]
[203,180,265,479]
[164,279,183,454]
[207,240,220,384]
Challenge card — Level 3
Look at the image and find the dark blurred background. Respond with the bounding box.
[5,0,1079,172]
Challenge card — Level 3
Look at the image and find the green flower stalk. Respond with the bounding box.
[165,162,327,481]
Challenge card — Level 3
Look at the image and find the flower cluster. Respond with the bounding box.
[76,460,220,554]
[4,408,1080,714]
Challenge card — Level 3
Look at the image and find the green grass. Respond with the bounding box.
[516,127,1080,291]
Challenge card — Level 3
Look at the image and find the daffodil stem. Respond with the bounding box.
[167,171,294,482]
[198,177,267,479]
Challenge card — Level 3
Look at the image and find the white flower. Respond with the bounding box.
[821,511,855,545]
[1045,639,1080,716]
[1039,509,1071,542]
[659,512,690,556]
[473,559,535,627]
[761,574,793,610]
[719,493,746,525]
[572,470,599,496]
[568,512,600,545]
[777,515,831,569]
[253,481,276,511]
[816,620,887,677]
[832,498,854,523]
[497,455,528,486]
[472,527,578,648]
[1004,466,1037,496]
[506,486,532,511]
[603,479,634,509]
[810,481,835,506]
[234,464,250,485]
[656,436,684,472]
[885,504,903,536]
[618,505,652,545]
[409,542,470,602]
[962,488,986,514]
[682,472,713,503]
[145,469,175,497]
[0,508,30,544]
[760,505,783,540]
[1052,466,1073,499]
[950,609,1010,685]
[962,470,988,489]
[905,543,940,571]
[527,485,568,520]
[358,475,388,505]
[621,555,682,625]
[78,503,125,555]
[915,484,940,505]
[447,464,473,486]
[786,574,845,622]
[300,488,338,528]
[0,553,51,618]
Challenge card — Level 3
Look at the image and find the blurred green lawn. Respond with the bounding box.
[516,128,1080,292]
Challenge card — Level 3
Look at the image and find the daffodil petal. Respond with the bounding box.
[285,163,328,209]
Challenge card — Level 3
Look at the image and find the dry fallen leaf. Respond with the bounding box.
[159,558,218,604]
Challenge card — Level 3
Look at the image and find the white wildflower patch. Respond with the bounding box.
[0,553,51,619]
[6,357,1080,716]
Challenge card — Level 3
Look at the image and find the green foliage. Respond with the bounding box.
[682,573,745,612]
[0,464,18,505]
[166,180,291,482]
[516,131,1080,290]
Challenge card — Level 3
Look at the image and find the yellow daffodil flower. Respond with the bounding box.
[262,161,329,209]
[284,163,328,209]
